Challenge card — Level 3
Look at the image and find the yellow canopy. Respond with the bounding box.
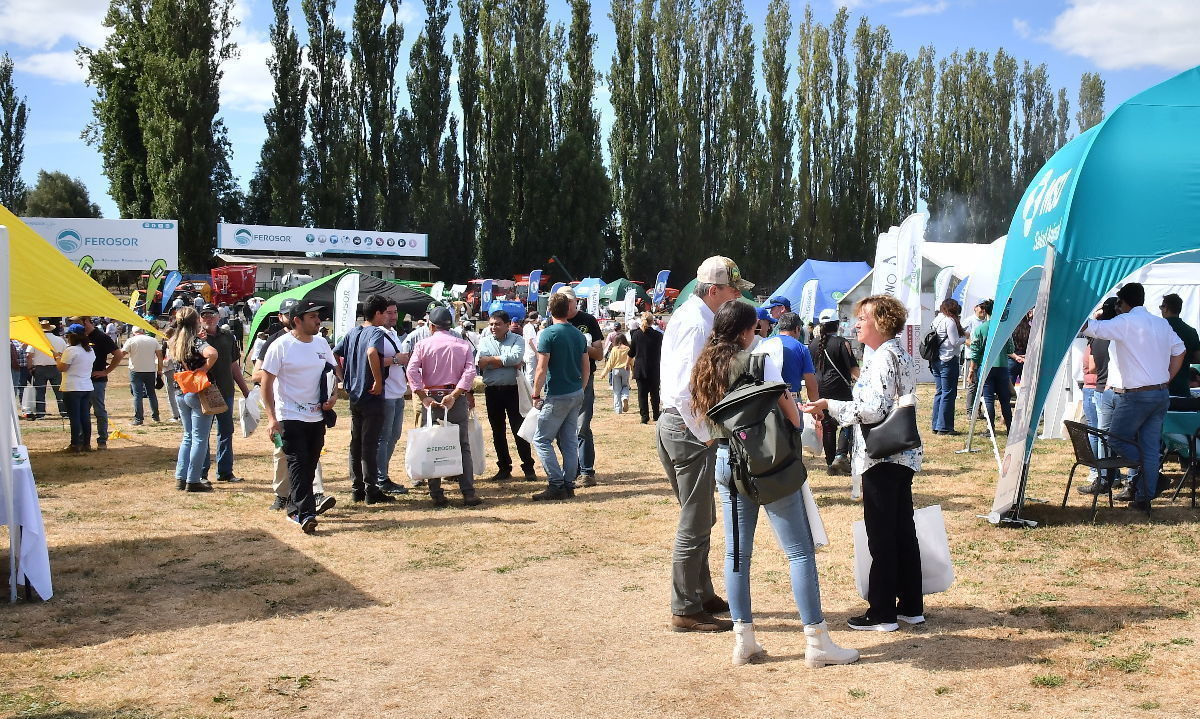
[9,316,54,358]
[1,206,158,336]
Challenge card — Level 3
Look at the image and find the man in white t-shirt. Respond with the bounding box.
[523,314,540,386]
[261,300,340,534]
[28,320,68,419]
[122,327,163,425]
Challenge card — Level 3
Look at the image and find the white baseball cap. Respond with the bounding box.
[696,256,753,291]
[818,309,839,323]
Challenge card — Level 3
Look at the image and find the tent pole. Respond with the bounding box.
[2,226,17,601]
[957,367,984,454]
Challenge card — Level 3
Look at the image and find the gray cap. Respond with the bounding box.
[429,306,454,328]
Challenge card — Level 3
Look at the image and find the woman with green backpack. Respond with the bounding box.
[691,301,859,668]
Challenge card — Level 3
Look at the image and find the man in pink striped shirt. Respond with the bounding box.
[406,306,481,507]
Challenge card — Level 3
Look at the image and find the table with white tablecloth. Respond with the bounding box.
[1,445,53,600]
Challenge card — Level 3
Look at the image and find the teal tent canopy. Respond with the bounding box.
[983,65,1200,520]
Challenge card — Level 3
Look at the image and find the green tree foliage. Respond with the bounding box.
[1077,71,1105,132]
[350,0,403,231]
[303,0,354,228]
[453,0,482,272]
[23,171,102,218]
[247,0,308,226]
[0,53,28,211]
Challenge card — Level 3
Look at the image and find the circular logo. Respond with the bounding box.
[409,238,420,251]
[306,233,316,243]
[831,291,845,301]
[386,238,395,247]
[353,236,362,246]
[234,228,253,246]
[375,238,384,246]
[318,235,327,244]
[56,229,82,253]
[364,236,372,245]
[329,234,338,244]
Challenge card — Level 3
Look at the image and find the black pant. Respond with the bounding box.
[636,377,660,422]
[820,411,851,466]
[349,398,385,493]
[283,419,325,519]
[862,462,922,622]
[483,384,534,472]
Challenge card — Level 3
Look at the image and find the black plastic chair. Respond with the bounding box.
[1166,427,1200,508]
[1062,420,1142,522]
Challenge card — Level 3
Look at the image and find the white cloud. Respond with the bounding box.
[0,0,109,50]
[897,1,948,17]
[1046,0,1200,71]
[220,0,274,114]
[395,3,420,27]
[1012,18,1031,39]
[19,51,87,84]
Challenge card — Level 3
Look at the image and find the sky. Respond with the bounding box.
[3,0,1199,221]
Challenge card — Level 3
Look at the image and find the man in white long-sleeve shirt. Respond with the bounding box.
[1083,282,1185,512]
[657,256,751,632]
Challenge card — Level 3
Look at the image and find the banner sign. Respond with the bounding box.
[652,269,670,305]
[550,282,566,296]
[894,213,925,325]
[144,259,169,313]
[23,217,179,270]
[481,279,494,306]
[333,272,361,342]
[587,286,600,316]
[429,280,445,302]
[527,270,542,304]
[162,271,183,304]
[933,266,956,306]
[624,288,637,315]
[870,227,899,297]
[797,279,819,323]
[217,222,428,258]
[77,255,95,275]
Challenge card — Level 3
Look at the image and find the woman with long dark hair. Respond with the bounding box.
[929,299,965,434]
[808,309,859,474]
[169,307,219,492]
[55,323,95,452]
[691,301,858,668]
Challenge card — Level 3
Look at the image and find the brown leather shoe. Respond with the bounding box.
[671,612,734,633]
[702,596,730,614]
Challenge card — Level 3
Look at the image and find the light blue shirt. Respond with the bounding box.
[475,330,526,386]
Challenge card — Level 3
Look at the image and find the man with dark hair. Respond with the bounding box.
[1159,293,1200,397]
[530,293,589,500]
[657,256,750,633]
[334,294,400,504]
[763,295,791,336]
[771,312,820,404]
[477,309,536,481]
[1084,282,1185,513]
[68,315,123,449]
[555,286,604,487]
[199,303,253,482]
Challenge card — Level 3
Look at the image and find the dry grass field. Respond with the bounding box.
[2,370,1199,719]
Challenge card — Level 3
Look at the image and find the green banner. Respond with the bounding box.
[144,258,168,315]
[77,255,95,275]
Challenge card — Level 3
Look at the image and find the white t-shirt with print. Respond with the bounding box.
[60,345,95,392]
[261,333,333,422]
[380,327,409,399]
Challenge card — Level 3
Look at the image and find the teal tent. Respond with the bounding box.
[980,65,1200,522]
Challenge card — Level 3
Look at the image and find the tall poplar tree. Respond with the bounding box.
[303,0,354,228]
[0,53,28,211]
[759,0,793,279]
[453,0,482,271]
[350,0,403,231]
[1077,71,1106,132]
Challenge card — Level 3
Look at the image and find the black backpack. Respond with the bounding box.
[919,325,944,362]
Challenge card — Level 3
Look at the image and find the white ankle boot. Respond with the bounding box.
[732,621,766,666]
[804,621,860,667]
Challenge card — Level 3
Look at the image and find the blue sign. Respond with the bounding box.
[481,279,494,306]
[652,269,670,305]
[526,269,542,305]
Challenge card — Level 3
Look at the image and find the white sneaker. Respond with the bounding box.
[897,614,925,625]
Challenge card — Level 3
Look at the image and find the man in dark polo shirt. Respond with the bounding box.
[68,315,124,449]
[1160,293,1200,397]
[200,303,252,483]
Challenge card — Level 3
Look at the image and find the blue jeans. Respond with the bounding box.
[63,391,92,448]
[91,379,110,444]
[1081,387,1099,457]
[176,392,215,483]
[715,445,823,625]
[930,357,959,432]
[31,365,63,416]
[611,369,630,412]
[1095,388,1118,479]
[201,392,236,479]
[576,375,595,476]
[378,397,406,482]
[980,366,1013,430]
[535,390,584,489]
[129,371,160,422]
[1106,388,1170,502]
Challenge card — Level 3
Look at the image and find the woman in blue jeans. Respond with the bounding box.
[929,299,965,434]
[167,308,218,492]
[690,301,858,668]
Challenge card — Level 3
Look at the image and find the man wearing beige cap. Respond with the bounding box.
[658,256,752,632]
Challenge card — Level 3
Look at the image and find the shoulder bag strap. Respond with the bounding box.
[824,343,851,387]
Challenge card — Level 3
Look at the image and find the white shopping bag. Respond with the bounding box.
[517,407,540,444]
[238,386,262,438]
[853,504,954,600]
[516,373,534,416]
[405,408,464,480]
[468,411,485,476]
[801,422,822,456]
[803,483,828,548]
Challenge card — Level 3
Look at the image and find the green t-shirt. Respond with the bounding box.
[969,318,1013,370]
[537,322,588,396]
[1166,316,1200,396]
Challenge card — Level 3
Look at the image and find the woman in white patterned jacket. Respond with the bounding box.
[802,294,924,633]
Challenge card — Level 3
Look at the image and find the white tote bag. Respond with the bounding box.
[853,504,954,600]
[516,373,534,416]
[405,408,464,480]
[238,386,262,438]
[517,407,540,443]
[803,483,828,548]
[468,411,485,476]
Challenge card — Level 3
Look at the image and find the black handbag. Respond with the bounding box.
[318,365,337,428]
[859,347,922,459]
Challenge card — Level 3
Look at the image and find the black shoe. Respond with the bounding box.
[641,418,649,424]
[1114,486,1136,502]
[847,614,899,632]
[366,491,396,505]
[579,474,598,488]
[216,474,245,483]
[314,493,336,515]
[289,513,318,534]
[1076,478,1111,495]
[377,480,409,495]
[523,468,538,481]
[131,419,143,426]
[176,478,186,491]
[431,491,449,508]
[463,495,483,507]
[1132,500,1152,516]
[269,495,287,511]
[488,470,513,482]
[351,490,366,503]
[702,596,730,614]
[532,486,573,501]
[185,482,214,493]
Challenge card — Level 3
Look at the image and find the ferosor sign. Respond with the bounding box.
[22,217,180,270]
[218,222,428,257]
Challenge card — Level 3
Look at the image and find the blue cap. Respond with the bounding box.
[756,307,777,324]
[765,295,791,311]
[66,323,87,335]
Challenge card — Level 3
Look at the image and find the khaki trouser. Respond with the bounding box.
[273,445,325,497]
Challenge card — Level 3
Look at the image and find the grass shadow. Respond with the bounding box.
[0,529,377,653]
